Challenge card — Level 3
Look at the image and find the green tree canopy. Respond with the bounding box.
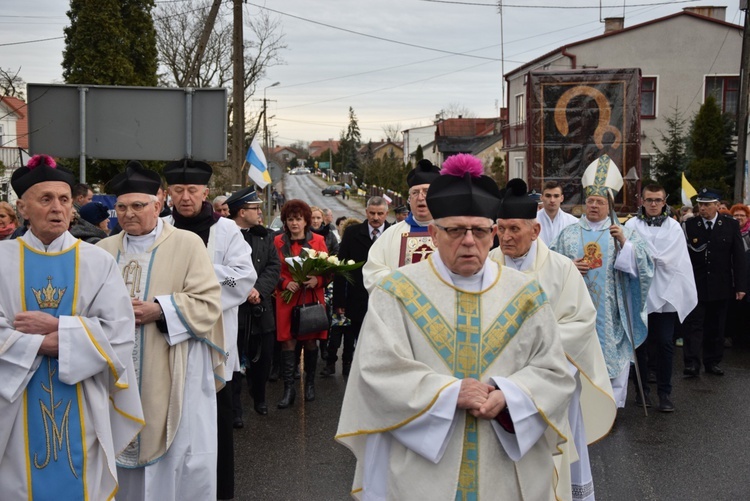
[686,95,735,197]
[651,106,688,204]
[63,0,157,86]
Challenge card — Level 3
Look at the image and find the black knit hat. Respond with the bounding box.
[497,179,538,219]
[426,154,501,220]
[109,160,162,196]
[11,155,75,198]
[163,158,213,185]
[406,159,441,187]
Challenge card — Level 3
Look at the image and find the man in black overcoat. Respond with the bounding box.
[325,196,390,376]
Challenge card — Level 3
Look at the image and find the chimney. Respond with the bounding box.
[684,6,726,22]
[604,17,624,34]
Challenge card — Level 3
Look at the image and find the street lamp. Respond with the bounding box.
[263,81,280,215]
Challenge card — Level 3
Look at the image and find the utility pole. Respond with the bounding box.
[736,3,750,203]
[185,0,222,87]
[232,0,245,186]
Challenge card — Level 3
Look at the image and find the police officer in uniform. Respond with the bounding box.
[227,187,281,422]
[683,188,747,377]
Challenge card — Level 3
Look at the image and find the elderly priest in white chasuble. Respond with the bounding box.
[0,155,144,500]
[337,154,574,501]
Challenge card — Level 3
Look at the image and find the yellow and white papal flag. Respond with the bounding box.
[681,172,697,207]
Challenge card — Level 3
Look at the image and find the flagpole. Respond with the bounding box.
[607,191,649,417]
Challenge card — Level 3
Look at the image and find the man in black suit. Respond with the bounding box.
[683,188,747,377]
[324,196,390,376]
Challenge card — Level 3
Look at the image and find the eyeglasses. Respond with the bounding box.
[114,201,153,213]
[643,198,665,205]
[585,198,607,207]
[435,224,494,240]
[243,205,263,211]
[409,188,429,198]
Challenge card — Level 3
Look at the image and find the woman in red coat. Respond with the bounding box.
[274,199,328,408]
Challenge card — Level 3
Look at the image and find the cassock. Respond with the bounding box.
[538,209,578,246]
[551,216,653,406]
[490,240,615,501]
[97,220,224,500]
[0,231,144,500]
[624,216,697,321]
[337,252,574,501]
[362,214,431,293]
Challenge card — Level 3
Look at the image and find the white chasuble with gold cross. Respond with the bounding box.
[337,255,574,501]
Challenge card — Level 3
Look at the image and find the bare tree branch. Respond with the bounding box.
[0,67,26,99]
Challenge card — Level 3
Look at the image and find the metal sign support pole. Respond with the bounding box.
[78,86,88,183]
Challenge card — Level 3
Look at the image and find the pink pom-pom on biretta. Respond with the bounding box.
[440,153,483,178]
[27,154,56,170]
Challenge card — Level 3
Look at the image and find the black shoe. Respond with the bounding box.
[634,393,652,408]
[705,364,725,376]
[254,402,268,416]
[304,349,318,401]
[683,364,699,377]
[658,394,675,413]
[342,363,351,377]
[320,364,335,377]
[233,417,244,429]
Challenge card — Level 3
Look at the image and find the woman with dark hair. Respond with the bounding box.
[273,199,328,408]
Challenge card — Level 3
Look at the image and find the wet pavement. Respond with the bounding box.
[232,346,750,500]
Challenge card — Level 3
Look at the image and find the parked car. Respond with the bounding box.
[322,184,345,196]
[267,216,283,233]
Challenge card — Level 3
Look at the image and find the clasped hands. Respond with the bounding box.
[131,299,163,326]
[456,378,506,420]
[14,310,59,357]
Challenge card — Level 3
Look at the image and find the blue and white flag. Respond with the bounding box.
[246,138,271,189]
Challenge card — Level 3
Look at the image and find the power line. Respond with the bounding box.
[417,0,702,8]
[246,2,502,62]
[0,36,63,47]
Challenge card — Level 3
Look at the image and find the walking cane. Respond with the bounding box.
[607,190,648,417]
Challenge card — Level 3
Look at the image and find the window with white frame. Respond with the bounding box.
[705,76,739,115]
[515,94,525,124]
[514,157,525,179]
[641,77,657,119]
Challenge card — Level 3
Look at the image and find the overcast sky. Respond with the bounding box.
[1,1,743,146]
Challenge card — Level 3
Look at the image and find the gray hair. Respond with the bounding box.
[367,196,388,208]
[323,208,333,217]
[212,195,228,205]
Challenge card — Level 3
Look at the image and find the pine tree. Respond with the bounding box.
[651,106,688,204]
[415,144,424,163]
[339,107,362,176]
[63,0,157,86]
[686,95,734,196]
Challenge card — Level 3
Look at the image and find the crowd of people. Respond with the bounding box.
[0,151,747,500]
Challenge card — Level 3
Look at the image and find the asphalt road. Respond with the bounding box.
[234,346,750,500]
[282,172,366,222]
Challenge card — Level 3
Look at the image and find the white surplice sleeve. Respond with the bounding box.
[490,376,547,461]
[0,315,44,402]
[212,220,256,312]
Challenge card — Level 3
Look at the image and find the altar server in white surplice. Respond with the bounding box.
[538,180,579,245]
[337,154,574,501]
[0,154,143,500]
[490,179,615,501]
[97,162,224,500]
